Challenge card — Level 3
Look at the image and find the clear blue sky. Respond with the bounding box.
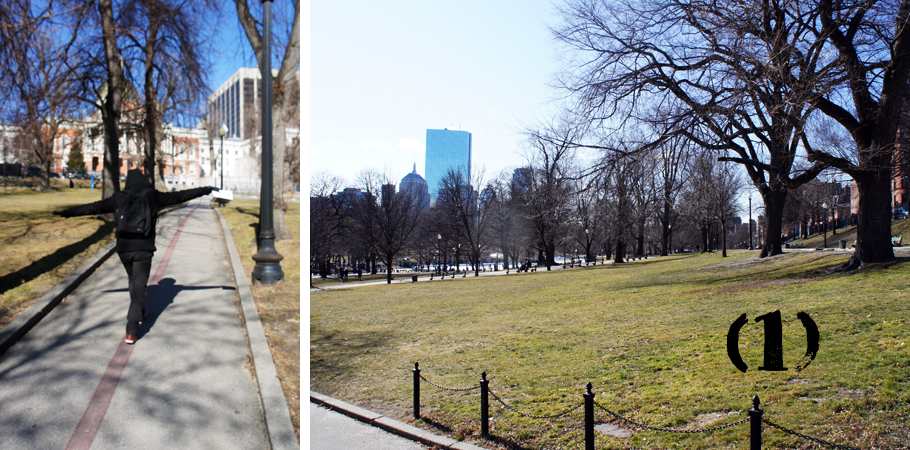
[309,0,566,187]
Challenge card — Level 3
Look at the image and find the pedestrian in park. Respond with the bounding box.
[357,268,362,281]
[53,169,217,345]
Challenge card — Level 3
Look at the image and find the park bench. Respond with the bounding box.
[892,236,903,247]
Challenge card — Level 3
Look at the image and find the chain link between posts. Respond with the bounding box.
[594,401,749,434]
[487,387,585,419]
[763,419,863,450]
[418,374,481,392]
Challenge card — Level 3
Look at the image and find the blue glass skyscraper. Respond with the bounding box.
[425,129,471,204]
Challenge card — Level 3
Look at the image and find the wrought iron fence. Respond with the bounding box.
[412,361,862,450]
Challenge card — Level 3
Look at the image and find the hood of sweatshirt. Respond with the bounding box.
[123,169,150,194]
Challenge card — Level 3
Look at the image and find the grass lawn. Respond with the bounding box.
[0,188,115,329]
[219,199,301,440]
[310,250,910,449]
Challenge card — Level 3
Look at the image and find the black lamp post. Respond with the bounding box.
[831,196,838,236]
[218,123,227,190]
[822,202,828,248]
[251,0,284,285]
[585,228,590,264]
[748,196,753,250]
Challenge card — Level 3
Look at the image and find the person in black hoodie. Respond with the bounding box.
[54,169,217,344]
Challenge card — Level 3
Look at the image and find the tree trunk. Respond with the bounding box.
[143,16,160,188]
[700,225,710,253]
[614,240,625,264]
[386,252,393,284]
[841,170,895,270]
[759,188,787,258]
[721,220,728,257]
[98,0,122,202]
[636,218,645,256]
[659,206,671,256]
[545,241,556,269]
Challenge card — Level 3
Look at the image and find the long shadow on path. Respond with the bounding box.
[103,277,235,341]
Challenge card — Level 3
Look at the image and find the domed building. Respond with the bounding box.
[400,163,430,208]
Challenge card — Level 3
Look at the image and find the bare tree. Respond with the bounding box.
[118,0,215,188]
[654,135,690,256]
[554,0,828,259]
[349,170,427,284]
[488,173,528,269]
[788,0,910,269]
[235,0,300,241]
[309,172,345,285]
[517,117,581,269]
[436,168,495,276]
[0,1,88,192]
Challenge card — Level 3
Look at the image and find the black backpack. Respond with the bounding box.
[116,188,153,237]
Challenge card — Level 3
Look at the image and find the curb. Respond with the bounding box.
[215,208,298,450]
[0,203,185,358]
[310,391,486,450]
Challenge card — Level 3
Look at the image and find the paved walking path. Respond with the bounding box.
[0,197,295,450]
[310,403,430,450]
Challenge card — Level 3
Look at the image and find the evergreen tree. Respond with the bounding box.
[66,139,86,171]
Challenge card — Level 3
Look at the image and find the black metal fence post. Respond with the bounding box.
[749,395,762,450]
[480,371,489,438]
[413,362,420,419]
[584,382,594,450]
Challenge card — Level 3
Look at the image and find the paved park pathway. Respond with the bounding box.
[0,197,294,450]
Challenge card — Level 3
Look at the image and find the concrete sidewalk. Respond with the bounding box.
[310,392,485,450]
[0,197,295,450]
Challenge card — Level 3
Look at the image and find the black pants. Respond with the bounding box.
[118,250,154,335]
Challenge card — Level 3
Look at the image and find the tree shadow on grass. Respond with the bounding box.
[309,329,399,385]
[0,221,114,299]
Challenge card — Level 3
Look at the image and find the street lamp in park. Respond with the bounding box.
[822,202,829,248]
[585,228,596,266]
[251,0,284,285]
[218,123,227,190]
[831,195,838,236]
[748,196,753,250]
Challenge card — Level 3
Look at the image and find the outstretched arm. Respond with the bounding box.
[154,186,217,208]
[53,196,118,218]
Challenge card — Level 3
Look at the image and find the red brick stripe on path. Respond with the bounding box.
[64,205,200,450]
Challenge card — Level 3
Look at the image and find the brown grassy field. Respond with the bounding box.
[0,188,115,328]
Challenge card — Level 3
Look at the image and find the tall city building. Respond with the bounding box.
[399,163,431,209]
[208,68,301,140]
[425,128,471,204]
[209,68,262,140]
